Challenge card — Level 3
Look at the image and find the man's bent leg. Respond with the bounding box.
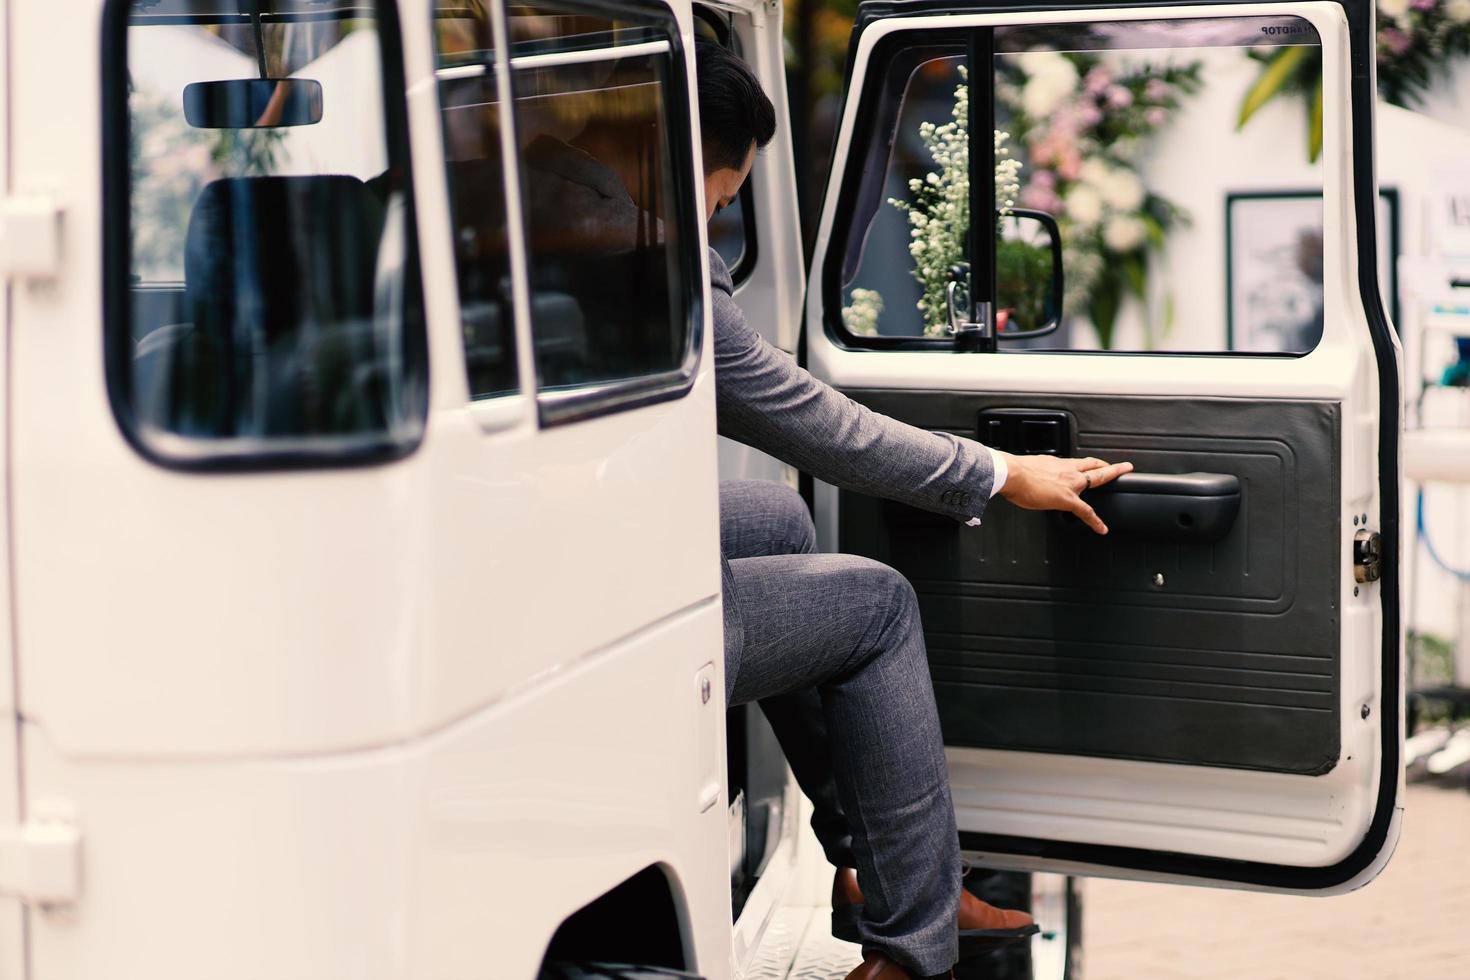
[719,480,855,868]
[719,479,818,559]
[726,553,960,977]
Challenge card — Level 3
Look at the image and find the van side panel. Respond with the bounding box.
[21,606,732,980]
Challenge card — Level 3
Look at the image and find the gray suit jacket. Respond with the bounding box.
[709,249,996,523]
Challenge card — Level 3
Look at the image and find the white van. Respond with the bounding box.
[0,0,1401,978]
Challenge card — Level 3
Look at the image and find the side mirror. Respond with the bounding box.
[995,208,1063,340]
[183,78,323,129]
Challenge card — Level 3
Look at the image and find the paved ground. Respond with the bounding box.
[1085,780,1470,979]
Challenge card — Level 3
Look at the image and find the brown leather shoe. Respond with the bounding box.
[831,867,1039,951]
[844,951,952,979]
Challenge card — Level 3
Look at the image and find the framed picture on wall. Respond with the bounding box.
[1226,189,1399,353]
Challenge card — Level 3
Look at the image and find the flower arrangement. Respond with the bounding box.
[1240,0,1470,161]
[843,54,1200,346]
[842,66,1022,338]
[999,52,1202,348]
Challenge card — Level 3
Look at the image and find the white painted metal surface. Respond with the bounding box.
[1405,428,1470,483]
[0,817,79,908]
[0,0,24,972]
[6,0,748,977]
[807,2,1401,889]
[0,196,61,282]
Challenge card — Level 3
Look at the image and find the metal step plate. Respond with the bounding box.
[740,906,862,980]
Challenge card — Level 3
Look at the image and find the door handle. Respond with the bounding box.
[1085,472,1241,543]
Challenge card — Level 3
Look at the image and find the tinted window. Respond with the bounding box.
[834,16,1328,355]
[508,0,700,411]
[112,0,426,464]
[436,2,520,399]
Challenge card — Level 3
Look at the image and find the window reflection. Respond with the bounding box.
[508,4,694,393]
[836,16,1329,355]
[118,0,426,458]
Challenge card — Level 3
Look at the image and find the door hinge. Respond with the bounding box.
[0,816,81,906]
[0,195,63,281]
[1353,528,1383,584]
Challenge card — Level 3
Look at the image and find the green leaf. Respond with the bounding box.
[1140,213,1167,250]
[1308,73,1324,163]
[1089,277,1121,351]
[1237,45,1310,131]
[1123,255,1147,299]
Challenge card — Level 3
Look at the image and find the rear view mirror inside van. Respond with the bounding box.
[183,78,323,129]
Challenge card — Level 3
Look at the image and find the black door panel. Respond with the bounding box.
[838,390,1341,775]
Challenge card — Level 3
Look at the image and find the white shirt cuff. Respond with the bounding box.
[965,449,1009,527]
[987,448,1008,498]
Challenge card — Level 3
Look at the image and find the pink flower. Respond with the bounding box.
[1144,107,1168,127]
[1029,121,1079,170]
[1106,85,1134,109]
[1078,104,1103,127]
[1084,66,1113,95]
[1031,169,1057,190]
[1144,79,1170,102]
[1412,0,1437,10]
[1029,133,1056,167]
[1020,183,1063,213]
[1380,27,1412,55]
[1056,149,1082,181]
[1048,103,1083,138]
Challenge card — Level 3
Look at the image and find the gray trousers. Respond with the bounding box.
[720,480,961,977]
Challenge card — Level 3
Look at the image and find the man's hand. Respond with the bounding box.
[998,453,1134,535]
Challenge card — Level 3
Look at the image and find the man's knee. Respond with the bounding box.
[843,556,921,633]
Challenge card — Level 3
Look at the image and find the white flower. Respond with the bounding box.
[1066,185,1104,226]
[1449,0,1470,21]
[1379,0,1410,18]
[1020,52,1079,119]
[1103,215,1147,252]
[1078,158,1110,187]
[1098,169,1146,211]
[842,288,885,336]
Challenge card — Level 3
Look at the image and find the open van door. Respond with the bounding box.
[808,0,1403,891]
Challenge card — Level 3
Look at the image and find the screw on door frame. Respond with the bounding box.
[1361,704,1371,720]
[700,676,712,705]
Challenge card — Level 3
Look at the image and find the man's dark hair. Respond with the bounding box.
[695,41,776,174]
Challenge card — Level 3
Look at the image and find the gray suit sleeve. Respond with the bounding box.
[709,251,995,523]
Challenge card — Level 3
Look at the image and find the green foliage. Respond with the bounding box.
[210,128,287,176]
[1410,630,1457,689]
[1240,3,1470,161]
[996,237,1053,331]
[1237,45,1313,129]
[1236,47,1324,163]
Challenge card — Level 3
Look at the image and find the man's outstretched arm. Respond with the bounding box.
[709,252,1129,532]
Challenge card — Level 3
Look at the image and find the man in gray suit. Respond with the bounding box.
[696,44,1132,980]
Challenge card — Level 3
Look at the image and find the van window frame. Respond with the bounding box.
[694,3,758,286]
[101,0,430,472]
[501,0,707,429]
[824,16,1330,357]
